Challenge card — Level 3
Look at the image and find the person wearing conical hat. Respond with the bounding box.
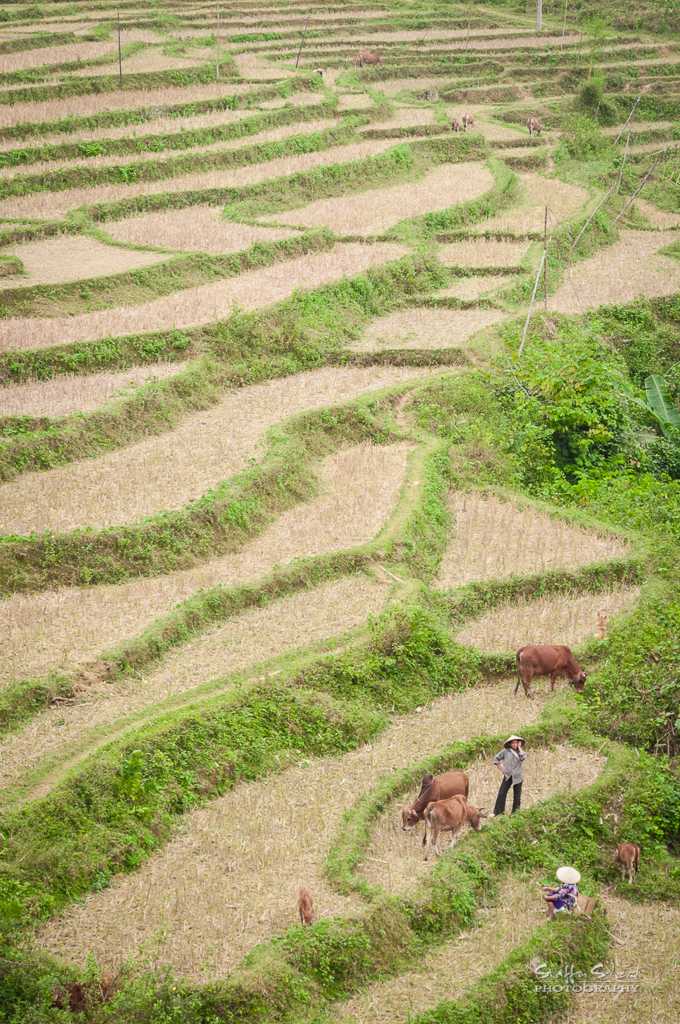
[543,866,581,919]
[492,735,526,816]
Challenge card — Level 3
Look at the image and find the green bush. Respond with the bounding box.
[558,113,615,161]
[576,76,618,125]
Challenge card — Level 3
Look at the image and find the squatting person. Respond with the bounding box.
[543,865,580,919]
[492,734,526,815]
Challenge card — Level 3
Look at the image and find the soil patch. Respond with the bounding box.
[456,585,641,653]
[0,361,186,418]
[351,306,506,351]
[1,42,116,73]
[438,274,514,299]
[106,205,298,254]
[270,163,494,235]
[476,172,588,234]
[0,235,168,290]
[550,230,680,314]
[438,238,530,268]
[436,493,628,588]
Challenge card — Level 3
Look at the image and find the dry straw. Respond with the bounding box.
[437,493,628,588]
[270,163,495,235]
[106,206,297,254]
[0,574,389,799]
[351,306,507,352]
[438,238,530,269]
[439,274,515,299]
[1,435,417,686]
[0,240,407,351]
[0,362,185,418]
[0,236,166,290]
[36,678,548,981]
[361,743,605,895]
[479,172,588,234]
[456,586,641,653]
[549,229,680,314]
[0,363,418,535]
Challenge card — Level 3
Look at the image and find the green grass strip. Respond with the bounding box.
[0,100,337,170]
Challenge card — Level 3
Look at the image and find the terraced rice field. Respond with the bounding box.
[1,1,678,1021]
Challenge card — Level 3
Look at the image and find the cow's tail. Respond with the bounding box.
[423,805,434,854]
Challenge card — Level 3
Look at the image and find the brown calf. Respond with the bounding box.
[451,118,463,132]
[401,770,469,829]
[356,49,381,67]
[515,644,587,699]
[614,843,640,884]
[297,887,315,925]
[462,112,474,129]
[423,795,487,859]
[527,116,543,136]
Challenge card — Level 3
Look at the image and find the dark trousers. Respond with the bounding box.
[494,775,522,815]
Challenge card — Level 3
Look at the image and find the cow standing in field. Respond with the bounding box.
[514,645,587,698]
[356,49,381,67]
[451,117,463,132]
[614,843,641,884]
[423,795,487,859]
[527,116,543,136]
[401,770,469,830]
[462,112,474,129]
[297,887,315,924]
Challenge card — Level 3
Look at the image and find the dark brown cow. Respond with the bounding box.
[451,117,463,132]
[515,645,587,698]
[423,794,487,859]
[614,843,641,884]
[297,887,315,925]
[356,49,381,67]
[401,770,469,829]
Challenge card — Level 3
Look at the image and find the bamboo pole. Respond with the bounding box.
[519,249,547,357]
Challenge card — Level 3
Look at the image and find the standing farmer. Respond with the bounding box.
[492,735,526,815]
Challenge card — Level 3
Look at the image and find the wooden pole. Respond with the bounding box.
[295,19,309,69]
[519,249,547,358]
[543,205,548,310]
[561,0,569,48]
[536,0,543,33]
[614,94,641,145]
[117,11,122,86]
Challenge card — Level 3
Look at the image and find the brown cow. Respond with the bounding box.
[297,887,315,925]
[514,645,587,699]
[462,112,474,129]
[356,49,381,67]
[401,770,469,829]
[451,117,463,133]
[423,794,487,859]
[527,116,543,136]
[614,843,640,884]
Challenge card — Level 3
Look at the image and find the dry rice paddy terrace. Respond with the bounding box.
[1,0,678,1020]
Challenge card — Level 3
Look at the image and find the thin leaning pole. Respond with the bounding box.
[295,19,309,69]
[117,11,123,86]
[518,249,547,358]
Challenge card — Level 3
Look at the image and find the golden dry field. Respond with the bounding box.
[0,0,678,1022]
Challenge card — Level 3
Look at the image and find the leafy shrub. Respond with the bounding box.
[577,76,618,124]
[558,113,615,160]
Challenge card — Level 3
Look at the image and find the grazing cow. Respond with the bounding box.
[596,610,608,639]
[401,770,469,829]
[514,644,587,699]
[451,117,463,132]
[312,67,324,79]
[527,116,543,136]
[614,843,641,884]
[297,887,315,925]
[423,795,487,859]
[462,112,474,129]
[356,49,381,67]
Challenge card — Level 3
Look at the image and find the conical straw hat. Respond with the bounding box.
[556,866,581,884]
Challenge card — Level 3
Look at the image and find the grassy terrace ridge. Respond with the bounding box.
[0,100,338,170]
[0,78,324,144]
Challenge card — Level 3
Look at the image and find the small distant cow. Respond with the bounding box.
[401,770,469,830]
[356,49,381,67]
[614,843,641,884]
[312,67,324,79]
[596,610,608,639]
[451,117,463,132]
[423,795,487,859]
[514,644,587,699]
[527,116,543,136]
[462,112,474,129]
[297,887,315,925]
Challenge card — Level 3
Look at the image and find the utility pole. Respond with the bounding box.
[543,205,548,310]
[117,11,123,86]
[295,19,309,69]
[536,0,543,33]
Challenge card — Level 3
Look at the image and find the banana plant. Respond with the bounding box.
[644,374,680,439]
